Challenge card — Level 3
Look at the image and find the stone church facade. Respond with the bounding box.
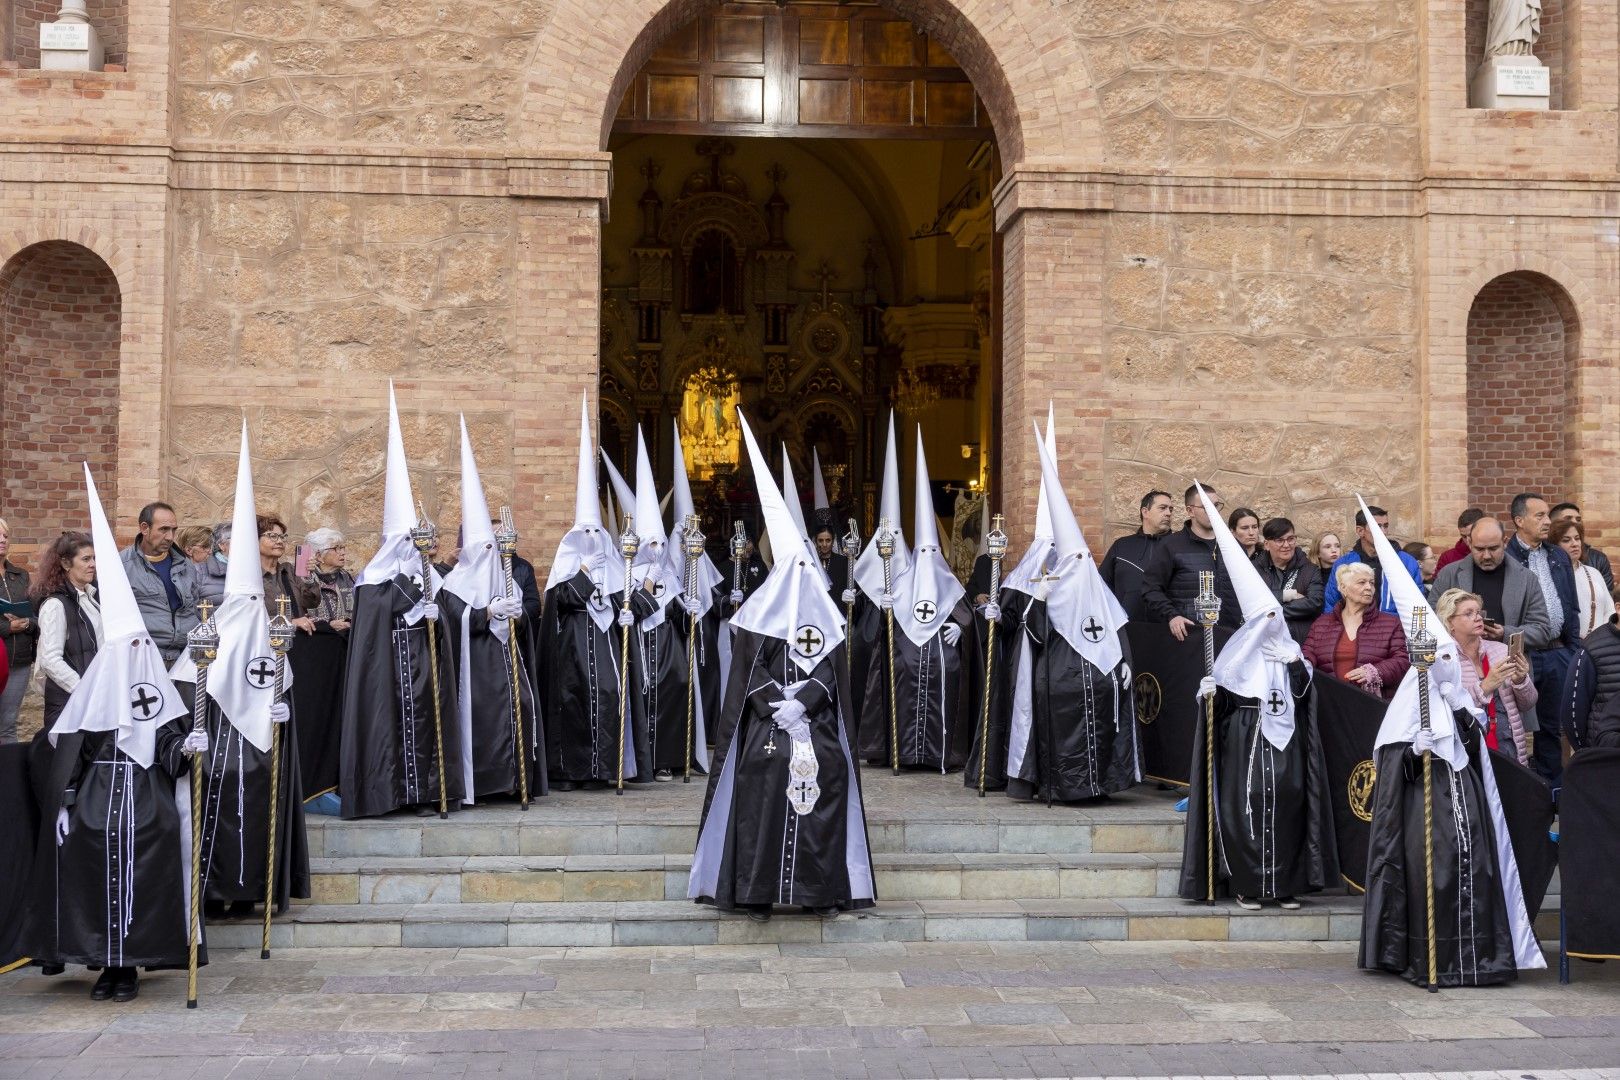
[1,0,1616,557]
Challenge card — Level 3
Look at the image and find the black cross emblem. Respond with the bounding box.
[245,657,276,689]
[1081,617,1105,642]
[130,683,161,720]
[590,588,604,607]
[653,580,667,598]
[1266,689,1286,715]
[795,625,824,657]
[913,600,936,623]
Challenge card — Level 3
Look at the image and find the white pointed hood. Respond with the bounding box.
[359,382,428,588]
[631,425,679,629]
[783,446,832,589]
[171,419,283,753]
[1003,405,1057,597]
[51,465,187,768]
[547,395,625,630]
[812,447,831,511]
[730,410,845,675]
[665,417,723,620]
[1363,495,1475,771]
[893,427,966,647]
[855,410,912,601]
[601,450,635,534]
[442,416,504,620]
[1200,482,1298,750]
[1032,420,1125,672]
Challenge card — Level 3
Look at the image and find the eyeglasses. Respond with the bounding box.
[1273,536,1297,544]
[262,533,288,542]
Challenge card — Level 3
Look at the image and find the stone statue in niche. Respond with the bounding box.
[1471,0,1548,110]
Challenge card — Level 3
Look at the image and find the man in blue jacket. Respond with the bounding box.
[1321,504,1424,615]
[118,501,202,666]
[1506,492,1580,789]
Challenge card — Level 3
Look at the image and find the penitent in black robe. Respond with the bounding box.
[1006,600,1138,803]
[21,727,199,970]
[290,626,347,800]
[1177,663,1338,901]
[440,592,546,802]
[338,575,463,819]
[859,598,975,771]
[689,630,875,911]
[541,569,644,785]
[189,690,310,911]
[1359,714,1525,987]
[630,589,706,775]
[963,591,1032,793]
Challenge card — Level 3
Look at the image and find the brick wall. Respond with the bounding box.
[0,241,121,546]
[7,0,126,68]
[1465,272,1574,512]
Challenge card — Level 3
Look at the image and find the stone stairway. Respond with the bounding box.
[206,772,1557,950]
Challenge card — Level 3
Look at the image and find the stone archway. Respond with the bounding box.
[0,241,122,549]
[1464,271,1580,511]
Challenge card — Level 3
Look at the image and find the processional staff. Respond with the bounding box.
[495,506,530,811]
[410,505,449,819]
[1194,570,1222,903]
[977,514,1008,797]
[261,595,293,959]
[1408,608,1441,994]
[682,514,705,784]
[184,600,219,1009]
[617,518,641,796]
[877,518,899,776]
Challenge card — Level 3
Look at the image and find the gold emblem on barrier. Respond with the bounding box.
[1348,759,1377,823]
[1133,671,1162,725]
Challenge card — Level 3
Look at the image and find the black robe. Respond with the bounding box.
[21,726,198,970]
[541,569,645,784]
[690,629,874,911]
[338,575,463,819]
[188,690,310,911]
[1007,601,1137,802]
[1177,664,1338,901]
[290,626,347,799]
[0,742,38,971]
[441,592,546,802]
[859,597,975,771]
[1359,714,1524,987]
[629,587,706,774]
[963,590,1032,793]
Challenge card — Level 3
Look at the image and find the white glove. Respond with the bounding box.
[982,602,1001,623]
[183,729,210,756]
[489,595,522,621]
[879,593,895,611]
[421,602,440,623]
[617,607,634,628]
[269,702,290,725]
[582,551,606,574]
[1260,637,1301,665]
[1197,676,1216,700]
[1413,728,1437,756]
[1281,588,1303,602]
[682,595,701,616]
[729,589,745,605]
[770,696,811,743]
[55,808,70,846]
[941,623,962,647]
[841,588,858,605]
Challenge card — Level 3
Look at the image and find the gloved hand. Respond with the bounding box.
[879,593,895,611]
[269,702,290,725]
[1197,676,1216,700]
[941,623,962,647]
[841,588,858,605]
[729,589,745,605]
[55,808,70,846]
[1260,636,1301,665]
[617,607,634,628]
[421,602,440,623]
[183,729,210,756]
[770,696,811,743]
[582,551,606,575]
[982,602,1001,623]
[681,595,701,615]
[1413,728,1437,756]
[489,595,522,621]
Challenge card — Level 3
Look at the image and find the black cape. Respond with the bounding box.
[629,587,706,774]
[338,576,463,818]
[690,628,875,911]
[1358,714,1531,987]
[290,626,347,799]
[962,590,1033,793]
[1561,747,1620,960]
[1177,664,1338,900]
[540,569,644,784]
[0,741,37,971]
[1006,601,1138,802]
[441,591,546,801]
[858,597,975,771]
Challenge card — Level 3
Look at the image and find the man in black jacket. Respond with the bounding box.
[1100,489,1173,620]
[1139,484,1241,638]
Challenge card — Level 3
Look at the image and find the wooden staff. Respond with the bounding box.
[261,595,293,959]
[617,517,640,795]
[1408,608,1441,993]
[495,507,529,811]
[681,515,705,784]
[1194,570,1222,903]
[410,507,449,818]
[977,514,1008,797]
[185,600,218,1009]
[877,518,899,775]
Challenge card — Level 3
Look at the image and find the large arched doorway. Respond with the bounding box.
[601,2,1000,574]
[1464,272,1579,510]
[0,241,122,549]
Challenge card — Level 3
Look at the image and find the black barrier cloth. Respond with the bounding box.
[0,742,37,972]
[1489,744,1556,920]
[1313,673,1388,892]
[1126,621,1232,786]
[1561,748,1620,959]
[291,627,347,799]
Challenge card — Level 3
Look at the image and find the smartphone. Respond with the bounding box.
[293,543,312,578]
[1508,631,1525,664]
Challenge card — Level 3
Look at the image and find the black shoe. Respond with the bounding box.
[552,780,578,791]
[415,804,437,817]
[39,963,64,976]
[228,900,256,919]
[745,906,773,923]
[203,898,226,919]
[811,905,840,918]
[655,769,673,782]
[90,969,118,1001]
[111,968,138,1003]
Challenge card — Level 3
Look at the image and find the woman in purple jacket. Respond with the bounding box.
[1302,562,1409,700]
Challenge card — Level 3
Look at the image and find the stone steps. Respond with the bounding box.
[302,851,1189,906]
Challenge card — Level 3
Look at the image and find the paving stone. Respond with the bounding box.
[613,920,718,947]
[563,870,665,902]
[1025,916,1129,942]
[321,826,421,859]
[400,921,508,948]
[461,870,565,903]
[960,868,1059,900]
[997,823,1092,855]
[421,825,520,857]
[516,825,620,855]
[360,872,462,904]
[507,921,614,948]
[903,823,999,853]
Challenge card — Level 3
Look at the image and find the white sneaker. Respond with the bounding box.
[1234,895,1263,911]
